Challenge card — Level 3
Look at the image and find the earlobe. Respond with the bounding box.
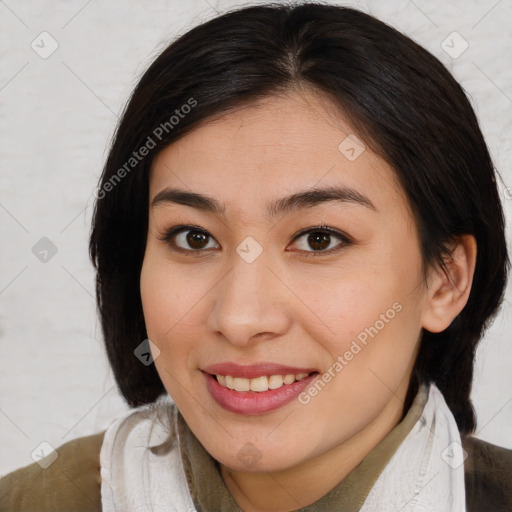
[421,235,477,333]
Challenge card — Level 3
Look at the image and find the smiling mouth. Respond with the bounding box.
[213,372,313,392]
[202,365,319,414]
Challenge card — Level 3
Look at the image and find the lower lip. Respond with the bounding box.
[203,372,318,415]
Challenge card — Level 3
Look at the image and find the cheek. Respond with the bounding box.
[139,249,215,395]
[140,255,170,340]
[140,250,202,339]
[302,258,424,392]
[140,254,191,368]
[140,259,193,405]
[300,257,420,341]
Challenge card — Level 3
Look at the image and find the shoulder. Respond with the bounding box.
[0,431,105,512]
[462,434,512,512]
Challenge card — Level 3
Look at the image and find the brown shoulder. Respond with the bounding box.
[462,435,512,512]
[0,431,105,512]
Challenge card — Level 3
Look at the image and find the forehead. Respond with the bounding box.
[149,91,406,218]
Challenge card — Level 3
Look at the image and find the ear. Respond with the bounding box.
[421,235,477,333]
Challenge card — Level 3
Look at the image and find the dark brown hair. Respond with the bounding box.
[89,2,509,434]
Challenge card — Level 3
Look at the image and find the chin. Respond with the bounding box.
[218,450,302,474]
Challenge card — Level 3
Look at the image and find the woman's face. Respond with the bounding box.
[140,90,431,473]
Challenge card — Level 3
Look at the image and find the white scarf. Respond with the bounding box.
[100,383,466,511]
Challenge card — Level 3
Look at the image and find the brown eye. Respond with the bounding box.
[161,225,220,252]
[306,232,331,251]
[183,230,210,250]
[291,226,351,255]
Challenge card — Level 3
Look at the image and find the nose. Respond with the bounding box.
[206,249,292,347]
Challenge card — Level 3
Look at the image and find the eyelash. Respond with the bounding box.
[159,223,352,258]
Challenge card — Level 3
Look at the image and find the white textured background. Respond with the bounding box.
[1,0,511,475]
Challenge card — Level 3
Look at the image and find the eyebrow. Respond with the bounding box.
[151,185,377,219]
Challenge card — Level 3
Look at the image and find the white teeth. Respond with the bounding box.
[215,373,310,392]
[233,377,250,392]
[225,375,234,389]
[283,374,295,385]
[250,376,268,392]
[268,375,284,389]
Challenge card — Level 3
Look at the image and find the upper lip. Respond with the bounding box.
[202,362,317,379]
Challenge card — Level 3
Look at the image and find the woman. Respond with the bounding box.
[1,2,510,511]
